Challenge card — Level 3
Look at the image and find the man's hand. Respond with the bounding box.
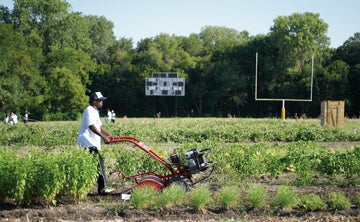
[104,136,111,144]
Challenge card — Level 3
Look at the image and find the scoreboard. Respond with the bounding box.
[145,72,185,96]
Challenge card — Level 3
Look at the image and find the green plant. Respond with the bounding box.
[274,185,298,209]
[131,185,157,209]
[58,149,98,201]
[187,186,212,212]
[325,192,351,210]
[356,193,360,208]
[157,184,185,208]
[215,185,240,210]
[298,193,327,211]
[246,184,267,209]
[0,150,27,204]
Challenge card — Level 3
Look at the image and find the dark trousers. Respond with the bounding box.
[88,147,106,194]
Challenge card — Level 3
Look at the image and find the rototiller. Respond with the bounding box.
[108,136,214,192]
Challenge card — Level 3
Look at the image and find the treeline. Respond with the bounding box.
[1,0,359,120]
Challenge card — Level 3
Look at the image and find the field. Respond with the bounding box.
[1,117,360,221]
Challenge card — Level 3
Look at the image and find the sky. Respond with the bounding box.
[2,0,359,48]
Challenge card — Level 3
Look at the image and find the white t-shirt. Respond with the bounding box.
[77,106,103,149]
[10,114,18,124]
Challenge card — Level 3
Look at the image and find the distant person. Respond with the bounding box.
[3,115,9,124]
[105,109,112,123]
[24,112,29,124]
[77,92,115,195]
[10,112,18,125]
[111,110,116,123]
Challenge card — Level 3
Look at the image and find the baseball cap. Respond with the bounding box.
[90,92,107,101]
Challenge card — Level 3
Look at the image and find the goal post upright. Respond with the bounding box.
[255,52,314,120]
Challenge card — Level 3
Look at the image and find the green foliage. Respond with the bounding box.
[187,186,212,212]
[246,184,267,209]
[281,142,324,185]
[1,118,360,207]
[0,0,359,118]
[0,147,98,205]
[215,185,240,210]
[274,186,298,209]
[356,193,360,208]
[157,184,185,208]
[22,150,66,205]
[325,192,351,210]
[298,194,327,211]
[112,144,170,177]
[130,185,157,209]
[0,149,26,204]
[318,146,360,178]
[58,148,98,201]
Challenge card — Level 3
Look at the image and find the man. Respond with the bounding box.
[10,112,18,125]
[77,92,115,195]
[24,112,29,124]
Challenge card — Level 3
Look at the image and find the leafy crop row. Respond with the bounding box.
[0,148,98,205]
[204,141,360,185]
[0,118,359,207]
[0,118,359,147]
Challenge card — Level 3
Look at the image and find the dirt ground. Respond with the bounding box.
[1,176,360,222]
[1,142,360,221]
[1,191,360,222]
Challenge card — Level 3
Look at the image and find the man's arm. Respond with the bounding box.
[89,125,111,144]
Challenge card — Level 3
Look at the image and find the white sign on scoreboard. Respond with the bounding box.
[145,72,185,96]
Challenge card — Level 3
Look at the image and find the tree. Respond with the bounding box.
[85,15,116,64]
[270,12,330,73]
[334,33,360,116]
[0,5,12,23]
[196,26,250,116]
[259,12,331,114]
[12,0,70,53]
[0,23,45,115]
[43,48,94,116]
[50,12,92,51]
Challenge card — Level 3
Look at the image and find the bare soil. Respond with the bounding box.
[1,142,360,221]
[1,184,360,222]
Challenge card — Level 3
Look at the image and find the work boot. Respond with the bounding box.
[98,187,115,196]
